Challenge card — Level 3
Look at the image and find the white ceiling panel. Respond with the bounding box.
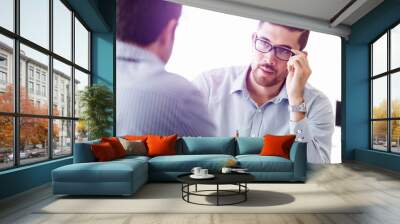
[168,0,384,38]
[225,0,352,21]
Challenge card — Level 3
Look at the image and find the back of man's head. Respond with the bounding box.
[117,0,182,46]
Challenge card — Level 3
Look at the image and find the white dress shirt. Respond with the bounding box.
[193,66,334,163]
[116,41,216,137]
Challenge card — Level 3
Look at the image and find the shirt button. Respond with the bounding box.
[297,129,303,134]
[297,137,305,141]
[256,109,262,113]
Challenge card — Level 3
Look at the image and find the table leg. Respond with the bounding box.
[195,184,198,192]
[188,184,191,202]
[181,184,183,199]
[245,183,247,201]
[217,184,219,206]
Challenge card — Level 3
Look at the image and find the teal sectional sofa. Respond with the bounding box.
[52,137,307,196]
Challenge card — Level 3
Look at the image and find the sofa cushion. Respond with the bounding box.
[53,158,147,183]
[149,154,235,172]
[236,137,263,155]
[236,155,293,172]
[115,155,150,163]
[119,138,147,156]
[178,137,235,155]
[147,134,177,157]
[101,137,127,158]
[260,134,296,159]
[124,135,148,142]
[91,142,118,161]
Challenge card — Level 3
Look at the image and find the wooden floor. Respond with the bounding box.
[1,162,400,224]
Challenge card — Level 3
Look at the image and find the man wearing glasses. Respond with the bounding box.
[193,22,334,163]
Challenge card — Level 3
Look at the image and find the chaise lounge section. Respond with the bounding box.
[52,137,307,196]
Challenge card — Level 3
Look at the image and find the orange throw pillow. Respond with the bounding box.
[124,135,148,141]
[259,134,296,159]
[101,137,127,158]
[146,134,177,157]
[91,142,117,161]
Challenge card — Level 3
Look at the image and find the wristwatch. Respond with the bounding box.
[289,101,307,113]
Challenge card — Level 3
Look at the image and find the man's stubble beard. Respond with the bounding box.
[253,66,287,87]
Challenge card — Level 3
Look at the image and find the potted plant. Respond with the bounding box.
[79,84,114,140]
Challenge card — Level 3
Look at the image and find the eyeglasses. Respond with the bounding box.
[254,36,294,61]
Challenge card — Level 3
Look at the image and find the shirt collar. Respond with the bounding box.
[230,66,288,104]
[116,40,165,66]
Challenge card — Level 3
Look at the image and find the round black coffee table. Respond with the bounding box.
[177,173,255,206]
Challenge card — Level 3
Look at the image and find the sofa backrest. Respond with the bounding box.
[236,137,263,155]
[177,137,236,155]
[73,139,100,163]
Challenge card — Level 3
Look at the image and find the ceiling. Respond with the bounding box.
[168,0,384,38]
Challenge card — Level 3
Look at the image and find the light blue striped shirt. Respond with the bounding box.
[116,41,215,137]
[194,66,334,163]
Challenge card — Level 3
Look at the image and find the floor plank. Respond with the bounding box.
[1,162,400,224]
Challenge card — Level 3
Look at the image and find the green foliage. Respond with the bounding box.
[79,84,114,140]
[372,99,400,141]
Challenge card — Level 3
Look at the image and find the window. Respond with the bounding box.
[74,69,89,118]
[20,0,49,49]
[391,24,400,70]
[53,0,72,60]
[35,83,40,95]
[28,67,34,80]
[42,85,46,97]
[35,70,40,81]
[0,55,7,67]
[0,71,6,85]
[0,35,13,112]
[0,0,91,170]
[74,17,89,70]
[28,81,34,94]
[371,23,400,154]
[0,0,14,32]
[0,116,13,170]
[19,117,49,165]
[53,59,72,117]
[0,54,7,88]
[53,119,72,158]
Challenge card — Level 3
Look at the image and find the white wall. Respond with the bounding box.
[167,6,342,163]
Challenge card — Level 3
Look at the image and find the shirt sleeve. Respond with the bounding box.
[289,95,335,164]
[192,72,210,103]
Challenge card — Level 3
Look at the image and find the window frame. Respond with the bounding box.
[0,0,92,171]
[370,20,400,154]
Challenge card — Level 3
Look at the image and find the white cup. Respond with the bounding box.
[221,167,232,174]
[200,169,208,176]
[191,167,202,176]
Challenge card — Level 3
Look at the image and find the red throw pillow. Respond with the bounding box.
[146,134,177,157]
[259,134,296,159]
[91,142,117,161]
[101,137,127,158]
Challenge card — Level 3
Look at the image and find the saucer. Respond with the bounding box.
[190,174,215,179]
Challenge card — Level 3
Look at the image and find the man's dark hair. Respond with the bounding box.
[258,21,310,50]
[117,0,182,46]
